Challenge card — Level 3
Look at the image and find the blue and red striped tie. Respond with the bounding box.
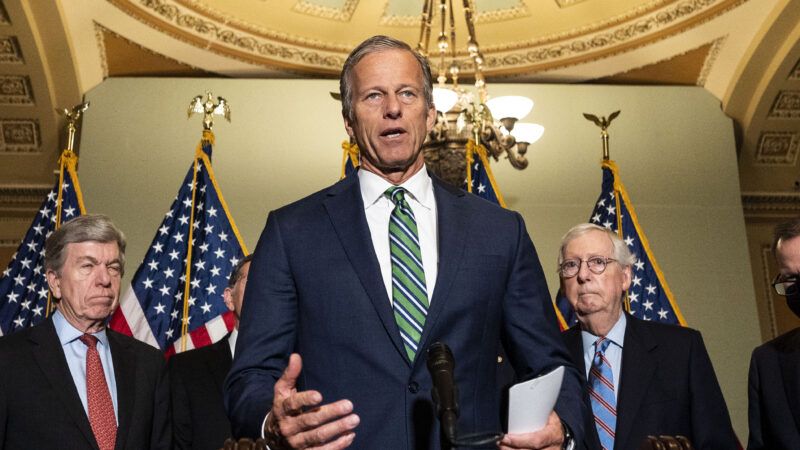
[589,336,616,450]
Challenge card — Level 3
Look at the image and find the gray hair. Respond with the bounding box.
[773,216,800,256]
[339,35,434,123]
[227,254,254,288]
[557,223,636,268]
[45,214,126,275]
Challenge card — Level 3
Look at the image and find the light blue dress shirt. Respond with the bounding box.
[53,309,119,424]
[581,312,626,401]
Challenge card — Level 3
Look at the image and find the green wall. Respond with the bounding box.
[80,78,759,439]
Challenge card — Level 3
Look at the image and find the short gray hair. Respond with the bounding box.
[557,223,636,268]
[45,214,126,275]
[339,35,434,123]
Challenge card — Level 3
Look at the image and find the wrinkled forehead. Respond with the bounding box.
[64,241,120,262]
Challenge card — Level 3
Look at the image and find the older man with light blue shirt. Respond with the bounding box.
[0,214,170,450]
[559,223,737,450]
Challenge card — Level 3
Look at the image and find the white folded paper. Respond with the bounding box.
[507,365,565,434]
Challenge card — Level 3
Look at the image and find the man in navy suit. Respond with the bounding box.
[559,223,736,450]
[225,35,584,450]
[749,217,800,449]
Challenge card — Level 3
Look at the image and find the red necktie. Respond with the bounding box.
[79,334,117,450]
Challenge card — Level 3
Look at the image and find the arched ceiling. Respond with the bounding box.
[0,0,798,249]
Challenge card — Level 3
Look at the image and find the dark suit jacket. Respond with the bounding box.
[563,315,736,450]
[225,172,585,449]
[0,318,170,450]
[748,327,800,449]
[169,333,233,450]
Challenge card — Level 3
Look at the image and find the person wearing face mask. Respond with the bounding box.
[559,223,737,450]
[748,217,800,449]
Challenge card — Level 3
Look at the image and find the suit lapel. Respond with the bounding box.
[615,316,657,450]
[323,174,408,364]
[563,327,586,375]
[414,178,469,367]
[778,330,800,433]
[30,320,98,449]
[108,330,137,450]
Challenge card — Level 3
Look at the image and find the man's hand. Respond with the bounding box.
[498,411,565,450]
[266,354,360,449]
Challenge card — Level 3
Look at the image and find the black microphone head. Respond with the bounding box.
[427,342,454,372]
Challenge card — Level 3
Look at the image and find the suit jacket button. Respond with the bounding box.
[408,382,420,393]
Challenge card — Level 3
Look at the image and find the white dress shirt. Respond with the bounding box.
[358,166,439,303]
[228,328,239,357]
[53,309,119,423]
[581,312,626,400]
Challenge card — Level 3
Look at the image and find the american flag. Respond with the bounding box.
[340,140,359,179]
[0,150,86,335]
[555,159,686,328]
[109,131,247,356]
[464,140,507,207]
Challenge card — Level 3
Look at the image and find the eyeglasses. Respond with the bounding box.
[772,274,800,296]
[559,256,618,278]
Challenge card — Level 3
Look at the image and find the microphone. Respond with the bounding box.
[427,342,459,443]
[426,342,505,448]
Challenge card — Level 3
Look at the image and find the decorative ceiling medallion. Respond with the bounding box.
[0,119,40,153]
[791,58,800,80]
[754,131,799,165]
[113,0,740,76]
[475,0,740,74]
[292,0,359,22]
[0,2,9,25]
[380,1,529,27]
[769,91,800,119]
[0,36,23,64]
[171,0,350,52]
[116,0,347,73]
[0,75,33,105]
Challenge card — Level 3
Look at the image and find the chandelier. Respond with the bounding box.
[416,0,544,187]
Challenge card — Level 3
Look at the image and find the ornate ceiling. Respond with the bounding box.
[0,0,798,257]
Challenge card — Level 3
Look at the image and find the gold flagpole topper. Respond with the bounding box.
[583,110,620,160]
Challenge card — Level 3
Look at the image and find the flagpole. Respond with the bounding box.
[47,103,90,317]
[583,110,630,312]
[180,94,231,352]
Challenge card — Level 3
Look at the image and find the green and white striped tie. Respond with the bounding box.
[386,186,429,361]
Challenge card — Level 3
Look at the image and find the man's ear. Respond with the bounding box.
[426,104,436,131]
[344,112,355,139]
[46,269,61,300]
[223,287,234,312]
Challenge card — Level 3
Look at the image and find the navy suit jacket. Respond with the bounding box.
[748,327,800,449]
[225,172,585,449]
[0,318,171,450]
[564,315,737,450]
[169,333,233,450]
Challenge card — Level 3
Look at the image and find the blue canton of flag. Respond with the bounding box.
[555,160,686,328]
[0,150,85,336]
[464,140,507,207]
[110,131,247,356]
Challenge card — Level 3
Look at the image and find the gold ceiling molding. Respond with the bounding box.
[754,132,800,165]
[791,59,800,79]
[469,0,745,75]
[555,0,591,7]
[94,23,110,79]
[0,75,34,105]
[379,1,529,27]
[110,0,347,74]
[0,184,50,221]
[0,36,24,64]
[0,119,40,153]
[170,0,350,52]
[292,0,359,22]
[768,91,800,119]
[742,192,800,219]
[697,36,726,86]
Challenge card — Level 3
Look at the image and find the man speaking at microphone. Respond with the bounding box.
[225,35,585,450]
